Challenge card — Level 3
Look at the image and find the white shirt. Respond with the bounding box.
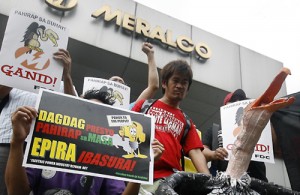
[0,88,37,143]
[0,82,78,143]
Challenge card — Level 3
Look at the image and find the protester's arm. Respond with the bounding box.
[53,49,77,96]
[0,85,12,98]
[5,106,37,195]
[121,138,163,195]
[122,182,140,195]
[202,147,214,162]
[201,126,228,162]
[188,148,210,174]
[135,42,159,102]
[202,147,228,162]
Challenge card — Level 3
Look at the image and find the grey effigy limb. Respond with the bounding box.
[226,68,295,179]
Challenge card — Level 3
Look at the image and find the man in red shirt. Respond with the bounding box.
[132,59,209,194]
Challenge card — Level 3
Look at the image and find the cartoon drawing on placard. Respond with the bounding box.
[100,86,124,105]
[21,22,59,54]
[11,22,60,72]
[118,121,147,159]
[233,106,244,137]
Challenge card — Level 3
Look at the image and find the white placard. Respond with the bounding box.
[82,77,130,109]
[221,99,275,163]
[0,9,69,93]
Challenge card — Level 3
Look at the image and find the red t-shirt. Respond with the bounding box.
[132,99,203,179]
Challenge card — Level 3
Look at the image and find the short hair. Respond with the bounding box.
[161,60,193,94]
[83,89,114,105]
[109,76,125,85]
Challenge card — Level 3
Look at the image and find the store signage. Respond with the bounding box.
[92,5,212,60]
[45,0,78,11]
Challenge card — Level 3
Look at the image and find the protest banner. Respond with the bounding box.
[221,99,275,163]
[0,9,68,93]
[23,89,154,184]
[82,77,130,109]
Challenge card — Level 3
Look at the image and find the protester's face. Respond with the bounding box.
[109,76,125,85]
[163,72,189,101]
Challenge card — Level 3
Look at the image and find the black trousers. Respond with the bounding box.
[0,144,9,195]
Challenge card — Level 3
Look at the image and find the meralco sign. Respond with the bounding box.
[46,0,78,11]
[92,5,212,60]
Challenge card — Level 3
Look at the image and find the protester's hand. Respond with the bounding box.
[53,49,72,77]
[152,138,164,161]
[11,106,38,144]
[142,42,154,58]
[213,147,228,160]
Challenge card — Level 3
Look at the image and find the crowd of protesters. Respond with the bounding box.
[0,41,273,195]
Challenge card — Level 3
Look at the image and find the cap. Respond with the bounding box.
[223,92,233,105]
[223,89,246,105]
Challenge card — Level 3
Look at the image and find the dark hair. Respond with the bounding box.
[223,89,247,105]
[83,89,114,105]
[161,60,193,94]
[230,89,247,102]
